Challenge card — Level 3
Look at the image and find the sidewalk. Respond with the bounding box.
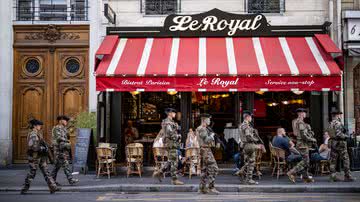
[1,165,359,193]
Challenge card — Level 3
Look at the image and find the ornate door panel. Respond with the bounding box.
[354,66,360,132]
[13,49,50,162]
[55,48,89,155]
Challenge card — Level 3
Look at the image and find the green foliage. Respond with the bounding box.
[74,111,97,143]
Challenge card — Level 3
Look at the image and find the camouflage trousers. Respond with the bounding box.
[329,146,351,176]
[160,148,178,181]
[290,147,310,178]
[243,144,256,181]
[51,152,74,182]
[200,148,218,189]
[23,156,56,190]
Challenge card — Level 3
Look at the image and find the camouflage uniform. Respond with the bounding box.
[289,118,316,181]
[239,120,259,183]
[160,117,181,181]
[21,130,57,193]
[328,118,352,180]
[51,125,75,183]
[197,125,218,190]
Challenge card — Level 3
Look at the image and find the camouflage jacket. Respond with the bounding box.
[293,119,316,149]
[27,130,46,158]
[196,125,215,148]
[239,121,259,144]
[162,118,181,149]
[329,119,347,140]
[52,125,71,152]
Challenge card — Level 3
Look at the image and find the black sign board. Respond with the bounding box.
[73,128,92,173]
[163,8,270,37]
[107,8,330,38]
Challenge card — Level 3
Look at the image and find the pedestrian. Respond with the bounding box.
[328,109,356,182]
[238,111,261,185]
[196,113,220,195]
[21,119,60,194]
[152,108,184,185]
[287,108,317,183]
[51,115,79,186]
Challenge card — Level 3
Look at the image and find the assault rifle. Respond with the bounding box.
[206,126,226,150]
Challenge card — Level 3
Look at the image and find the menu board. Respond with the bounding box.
[73,128,91,174]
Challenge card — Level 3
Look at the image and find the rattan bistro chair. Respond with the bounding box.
[125,143,144,178]
[96,147,117,179]
[183,147,201,179]
[271,146,287,180]
[153,147,168,178]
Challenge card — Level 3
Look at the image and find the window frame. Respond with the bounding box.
[140,0,181,16]
[246,0,285,14]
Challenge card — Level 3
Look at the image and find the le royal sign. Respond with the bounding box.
[163,8,270,37]
[107,9,327,37]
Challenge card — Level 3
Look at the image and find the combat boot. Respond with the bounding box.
[208,187,220,195]
[344,175,356,182]
[55,182,62,186]
[246,179,258,185]
[198,185,209,194]
[20,184,29,195]
[171,179,184,185]
[152,171,162,182]
[329,174,342,182]
[303,177,315,183]
[287,171,296,183]
[69,178,79,185]
[49,185,61,194]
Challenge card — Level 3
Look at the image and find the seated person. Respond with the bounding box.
[233,152,242,174]
[311,132,331,162]
[124,120,139,145]
[272,128,302,163]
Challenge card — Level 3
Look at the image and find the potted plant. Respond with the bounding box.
[73,111,97,173]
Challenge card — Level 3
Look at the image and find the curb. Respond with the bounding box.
[1,184,360,193]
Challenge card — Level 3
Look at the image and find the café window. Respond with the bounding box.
[141,0,179,15]
[15,0,88,21]
[247,0,285,14]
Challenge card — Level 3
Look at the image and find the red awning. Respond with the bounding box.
[314,34,342,54]
[95,36,342,92]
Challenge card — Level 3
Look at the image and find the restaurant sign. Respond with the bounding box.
[163,8,271,37]
[96,76,341,92]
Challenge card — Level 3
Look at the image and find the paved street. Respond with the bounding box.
[0,192,359,202]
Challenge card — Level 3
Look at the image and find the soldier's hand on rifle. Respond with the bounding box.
[40,146,48,153]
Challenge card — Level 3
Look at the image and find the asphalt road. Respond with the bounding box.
[0,192,360,202]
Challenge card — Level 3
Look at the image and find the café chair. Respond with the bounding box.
[153,147,168,178]
[183,147,201,179]
[315,160,330,176]
[271,145,287,180]
[126,143,144,178]
[96,147,117,179]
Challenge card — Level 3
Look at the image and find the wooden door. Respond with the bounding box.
[13,48,89,162]
[13,49,51,162]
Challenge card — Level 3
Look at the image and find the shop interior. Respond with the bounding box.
[97,91,334,165]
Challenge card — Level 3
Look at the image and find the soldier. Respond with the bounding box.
[328,109,355,182]
[21,119,60,194]
[238,111,261,185]
[287,108,316,183]
[197,114,219,195]
[153,108,184,185]
[51,115,79,186]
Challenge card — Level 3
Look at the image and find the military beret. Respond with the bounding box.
[200,113,212,118]
[57,115,70,121]
[243,110,254,117]
[330,109,343,115]
[29,119,43,126]
[164,108,177,114]
[295,108,307,113]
